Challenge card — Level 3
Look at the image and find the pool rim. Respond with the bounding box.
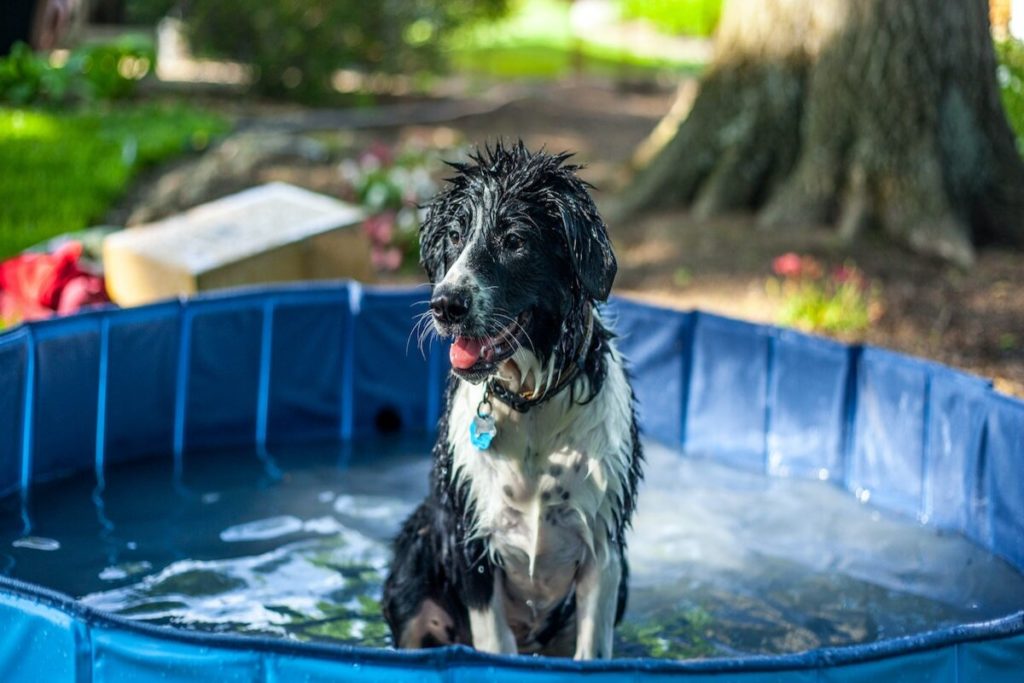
[1,572,1023,674]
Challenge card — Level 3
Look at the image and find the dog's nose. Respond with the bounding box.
[430,290,471,325]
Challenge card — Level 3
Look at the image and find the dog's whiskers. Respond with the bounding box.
[407,310,440,358]
[491,311,535,354]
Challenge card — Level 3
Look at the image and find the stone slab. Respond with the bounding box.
[103,182,371,306]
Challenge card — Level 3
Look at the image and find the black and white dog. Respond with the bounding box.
[383,142,643,660]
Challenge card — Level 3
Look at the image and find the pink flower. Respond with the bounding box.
[360,141,394,168]
[772,252,803,277]
[833,264,867,290]
[362,212,395,245]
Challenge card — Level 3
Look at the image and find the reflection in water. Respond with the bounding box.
[83,529,392,646]
[11,536,60,551]
[3,437,1024,659]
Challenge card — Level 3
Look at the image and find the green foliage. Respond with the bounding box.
[0,36,156,106]
[339,141,452,273]
[619,0,722,37]
[0,104,228,258]
[123,0,179,24]
[182,0,509,101]
[996,38,1024,152]
[769,254,882,336]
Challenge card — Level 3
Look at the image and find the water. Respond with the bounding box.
[2,437,1023,659]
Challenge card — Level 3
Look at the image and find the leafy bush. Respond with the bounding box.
[619,0,722,37]
[996,38,1024,152]
[768,254,883,336]
[182,0,509,100]
[339,141,457,273]
[0,104,228,258]
[0,36,156,106]
[123,0,179,24]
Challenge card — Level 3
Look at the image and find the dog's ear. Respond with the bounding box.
[418,194,451,283]
[553,184,617,301]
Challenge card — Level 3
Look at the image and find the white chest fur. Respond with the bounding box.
[447,344,634,629]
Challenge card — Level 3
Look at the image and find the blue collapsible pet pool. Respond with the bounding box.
[1,281,1023,682]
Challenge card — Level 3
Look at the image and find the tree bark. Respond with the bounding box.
[616,0,1024,266]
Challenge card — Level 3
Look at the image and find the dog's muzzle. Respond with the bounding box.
[430,286,532,378]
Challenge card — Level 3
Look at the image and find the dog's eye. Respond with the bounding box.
[447,228,462,246]
[503,233,525,251]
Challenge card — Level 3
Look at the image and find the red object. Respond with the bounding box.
[772,252,825,279]
[772,252,803,278]
[0,241,110,324]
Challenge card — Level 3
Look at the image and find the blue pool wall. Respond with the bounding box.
[0,281,1022,682]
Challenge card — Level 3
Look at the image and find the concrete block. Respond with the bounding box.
[103,182,371,306]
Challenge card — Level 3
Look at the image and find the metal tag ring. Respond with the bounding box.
[477,398,493,419]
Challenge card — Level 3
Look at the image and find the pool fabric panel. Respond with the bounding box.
[1,282,1024,681]
[104,303,180,465]
[767,329,850,480]
[0,329,27,499]
[352,287,436,439]
[924,370,991,536]
[603,298,691,446]
[0,592,80,683]
[685,314,771,470]
[267,292,349,445]
[30,314,103,486]
[183,298,264,452]
[847,348,930,516]
[984,395,1024,570]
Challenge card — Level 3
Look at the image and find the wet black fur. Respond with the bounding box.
[383,141,643,655]
[419,140,617,380]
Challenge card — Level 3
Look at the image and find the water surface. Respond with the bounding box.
[2,437,1022,659]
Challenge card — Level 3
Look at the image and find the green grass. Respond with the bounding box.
[619,0,722,37]
[997,38,1024,152]
[0,104,229,258]
[449,43,704,80]
[446,0,706,80]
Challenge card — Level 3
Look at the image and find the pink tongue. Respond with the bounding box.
[450,337,484,370]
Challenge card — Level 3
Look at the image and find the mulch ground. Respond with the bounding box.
[113,79,1024,397]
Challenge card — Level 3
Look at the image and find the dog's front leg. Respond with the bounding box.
[573,547,621,660]
[468,569,517,654]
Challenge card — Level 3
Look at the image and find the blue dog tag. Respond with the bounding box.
[470,414,497,450]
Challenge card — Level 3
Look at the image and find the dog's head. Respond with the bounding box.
[420,141,616,385]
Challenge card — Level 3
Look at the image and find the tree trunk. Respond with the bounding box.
[616,0,1024,266]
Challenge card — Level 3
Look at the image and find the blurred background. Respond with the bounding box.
[1,0,1023,396]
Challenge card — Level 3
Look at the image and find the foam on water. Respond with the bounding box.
[1,436,1022,658]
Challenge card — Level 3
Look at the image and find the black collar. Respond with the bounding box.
[486,306,594,414]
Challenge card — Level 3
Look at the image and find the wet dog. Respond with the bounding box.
[382,141,642,659]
